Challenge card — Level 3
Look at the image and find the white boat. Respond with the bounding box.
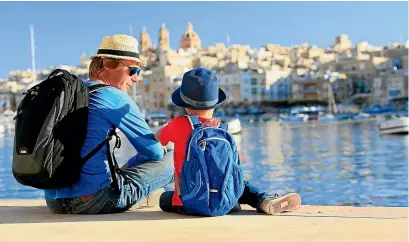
[377,114,408,135]
[145,110,168,127]
[1,110,16,132]
[225,118,242,135]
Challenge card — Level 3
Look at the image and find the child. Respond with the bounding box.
[155,68,301,215]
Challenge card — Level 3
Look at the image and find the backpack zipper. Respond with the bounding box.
[186,127,229,161]
[198,137,231,152]
[199,140,206,151]
[193,169,202,197]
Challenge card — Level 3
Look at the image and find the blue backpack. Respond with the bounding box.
[179,115,245,216]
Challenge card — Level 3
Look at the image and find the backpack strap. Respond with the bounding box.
[219,122,228,131]
[106,129,121,194]
[88,83,110,93]
[81,129,121,194]
[48,69,72,79]
[185,115,202,130]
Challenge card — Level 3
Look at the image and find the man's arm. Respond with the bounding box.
[103,89,164,160]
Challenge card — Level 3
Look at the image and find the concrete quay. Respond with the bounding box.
[0,199,407,242]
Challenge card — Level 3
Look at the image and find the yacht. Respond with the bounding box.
[377,113,408,135]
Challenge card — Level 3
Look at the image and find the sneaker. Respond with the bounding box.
[259,193,301,215]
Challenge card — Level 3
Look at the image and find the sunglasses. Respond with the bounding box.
[127,66,141,76]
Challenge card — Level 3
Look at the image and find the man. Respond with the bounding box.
[45,34,174,214]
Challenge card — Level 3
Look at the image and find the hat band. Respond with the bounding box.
[180,91,218,107]
[97,49,140,59]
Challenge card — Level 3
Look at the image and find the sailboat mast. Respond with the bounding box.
[129,24,137,103]
[30,24,36,83]
[327,82,338,114]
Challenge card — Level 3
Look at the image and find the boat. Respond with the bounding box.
[377,114,408,135]
[352,112,371,120]
[279,106,337,122]
[1,110,16,132]
[0,124,5,134]
[224,118,242,135]
[215,110,242,134]
[145,110,168,127]
[247,106,265,116]
[362,105,393,116]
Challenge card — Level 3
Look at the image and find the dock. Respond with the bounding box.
[0,199,407,242]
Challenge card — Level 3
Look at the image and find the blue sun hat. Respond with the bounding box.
[171,68,226,110]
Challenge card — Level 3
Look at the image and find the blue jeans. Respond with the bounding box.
[159,180,271,215]
[45,152,174,214]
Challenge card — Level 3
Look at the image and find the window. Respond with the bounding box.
[336,64,343,71]
[251,78,257,85]
[251,88,258,95]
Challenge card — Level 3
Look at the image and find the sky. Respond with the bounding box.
[0,1,407,78]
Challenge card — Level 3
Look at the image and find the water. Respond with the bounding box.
[0,120,407,207]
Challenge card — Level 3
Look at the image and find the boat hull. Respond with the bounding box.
[378,117,408,135]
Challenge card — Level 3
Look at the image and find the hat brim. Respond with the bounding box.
[90,54,147,67]
[171,87,227,110]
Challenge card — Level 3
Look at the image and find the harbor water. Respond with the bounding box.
[0,120,407,207]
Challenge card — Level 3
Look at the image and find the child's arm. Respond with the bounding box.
[155,118,178,152]
[155,129,163,143]
[155,129,168,153]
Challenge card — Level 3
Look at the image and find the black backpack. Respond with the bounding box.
[12,69,120,191]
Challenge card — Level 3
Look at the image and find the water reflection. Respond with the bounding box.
[238,120,407,207]
[0,120,407,207]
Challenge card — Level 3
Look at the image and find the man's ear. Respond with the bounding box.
[102,58,120,70]
[102,59,110,70]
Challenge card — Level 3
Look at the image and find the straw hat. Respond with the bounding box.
[90,34,146,66]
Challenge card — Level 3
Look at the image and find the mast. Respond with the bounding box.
[226,33,231,48]
[129,24,133,37]
[30,24,36,84]
[327,82,338,114]
[129,24,138,102]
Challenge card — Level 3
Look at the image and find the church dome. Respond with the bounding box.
[180,22,201,50]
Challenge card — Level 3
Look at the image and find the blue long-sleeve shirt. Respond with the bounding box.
[44,81,164,199]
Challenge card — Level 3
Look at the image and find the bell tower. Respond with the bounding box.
[159,23,170,51]
[139,27,151,56]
